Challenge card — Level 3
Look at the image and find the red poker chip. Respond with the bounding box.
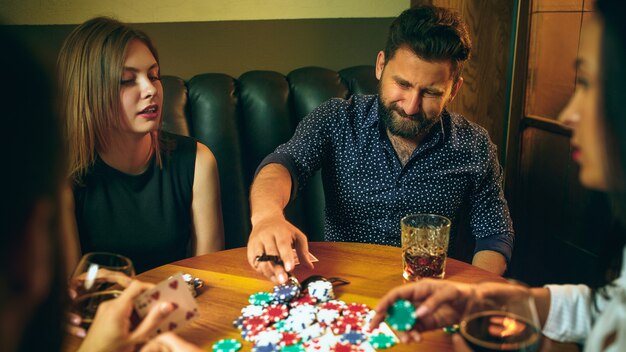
[289,294,318,307]
[343,303,369,317]
[319,301,345,312]
[243,315,270,331]
[279,331,301,346]
[331,315,363,335]
[330,342,363,352]
[262,304,289,322]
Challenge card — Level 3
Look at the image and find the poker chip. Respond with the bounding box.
[263,304,290,322]
[343,303,370,317]
[212,338,242,352]
[385,299,417,331]
[319,300,347,312]
[254,329,283,346]
[307,280,334,302]
[232,316,245,329]
[281,342,305,351]
[290,305,317,318]
[249,292,274,306]
[273,319,289,332]
[241,304,265,317]
[252,343,280,352]
[317,308,340,325]
[241,327,263,342]
[285,313,315,332]
[299,322,325,342]
[340,331,367,345]
[290,294,318,307]
[279,331,301,346]
[334,315,362,333]
[244,315,270,331]
[329,341,361,351]
[273,282,301,303]
[443,324,460,333]
[369,333,395,349]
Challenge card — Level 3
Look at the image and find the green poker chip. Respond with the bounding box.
[281,342,305,351]
[212,338,242,352]
[369,333,395,349]
[443,324,460,333]
[249,292,273,306]
[385,299,417,331]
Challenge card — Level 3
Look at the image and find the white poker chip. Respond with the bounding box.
[284,314,315,332]
[316,308,340,324]
[299,322,325,342]
[254,329,283,346]
[307,280,334,302]
[241,304,265,317]
[290,305,317,318]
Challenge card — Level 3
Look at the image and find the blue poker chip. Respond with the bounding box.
[340,331,367,345]
[252,344,280,352]
[232,316,245,330]
[273,283,301,303]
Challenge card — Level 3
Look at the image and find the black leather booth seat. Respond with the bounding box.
[161,66,378,249]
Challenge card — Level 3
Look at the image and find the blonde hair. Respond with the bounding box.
[58,17,162,183]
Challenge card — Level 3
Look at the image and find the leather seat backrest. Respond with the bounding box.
[161,65,377,249]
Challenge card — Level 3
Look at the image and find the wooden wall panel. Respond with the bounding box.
[411,0,515,155]
[509,124,611,285]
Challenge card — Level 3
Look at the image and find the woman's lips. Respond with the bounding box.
[571,146,581,162]
[138,105,159,119]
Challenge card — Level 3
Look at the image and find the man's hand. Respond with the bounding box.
[247,214,313,284]
[472,250,507,275]
[77,280,175,352]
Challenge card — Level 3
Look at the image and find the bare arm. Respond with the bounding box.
[472,249,507,275]
[59,182,81,275]
[190,142,224,255]
[247,163,313,284]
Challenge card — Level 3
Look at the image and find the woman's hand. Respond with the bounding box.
[370,279,474,343]
[77,280,175,352]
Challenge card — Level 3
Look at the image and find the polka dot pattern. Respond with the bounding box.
[261,95,513,257]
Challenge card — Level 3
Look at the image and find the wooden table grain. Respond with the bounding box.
[63,242,579,351]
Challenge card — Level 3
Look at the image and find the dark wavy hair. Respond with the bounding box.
[590,0,626,295]
[0,29,67,351]
[384,5,472,83]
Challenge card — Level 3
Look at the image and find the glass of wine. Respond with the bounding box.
[68,252,135,335]
[459,283,542,352]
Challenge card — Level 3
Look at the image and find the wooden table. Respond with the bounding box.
[64,242,577,351]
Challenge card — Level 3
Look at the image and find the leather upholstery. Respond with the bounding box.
[161,65,377,249]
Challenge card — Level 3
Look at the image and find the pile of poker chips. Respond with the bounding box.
[222,277,399,351]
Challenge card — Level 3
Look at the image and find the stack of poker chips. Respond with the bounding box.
[227,278,400,351]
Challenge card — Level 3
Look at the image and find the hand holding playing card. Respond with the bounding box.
[77,280,176,352]
[132,273,200,336]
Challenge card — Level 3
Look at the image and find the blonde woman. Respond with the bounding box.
[58,17,224,273]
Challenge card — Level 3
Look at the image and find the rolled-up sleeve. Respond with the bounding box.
[543,284,592,344]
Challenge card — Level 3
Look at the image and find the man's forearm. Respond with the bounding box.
[472,250,507,275]
[250,163,293,225]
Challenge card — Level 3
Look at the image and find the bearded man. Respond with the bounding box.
[247,5,514,282]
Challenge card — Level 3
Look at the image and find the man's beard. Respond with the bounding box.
[378,95,442,139]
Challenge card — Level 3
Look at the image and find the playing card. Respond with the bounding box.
[293,249,319,265]
[133,272,199,335]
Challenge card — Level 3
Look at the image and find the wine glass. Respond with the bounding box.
[68,252,135,335]
[459,282,542,352]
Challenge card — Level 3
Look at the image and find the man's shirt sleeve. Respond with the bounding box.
[255,99,337,200]
[469,133,515,263]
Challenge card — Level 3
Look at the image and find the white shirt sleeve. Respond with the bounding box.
[542,284,593,344]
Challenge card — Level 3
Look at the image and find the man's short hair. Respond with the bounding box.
[384,5,472,82]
